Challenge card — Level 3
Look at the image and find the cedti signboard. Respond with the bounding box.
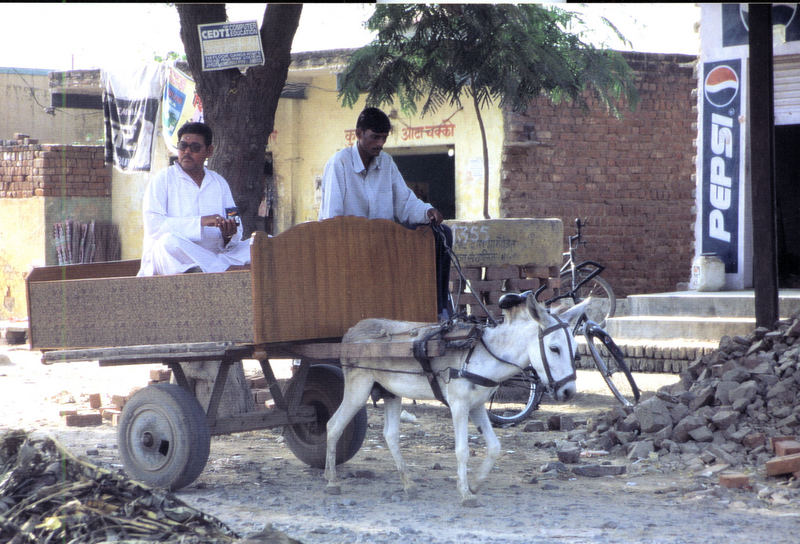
[198,21,264,72]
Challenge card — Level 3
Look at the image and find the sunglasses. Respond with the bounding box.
[177,141,205,153]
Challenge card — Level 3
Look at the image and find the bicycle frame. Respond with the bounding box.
[558,260,606,305]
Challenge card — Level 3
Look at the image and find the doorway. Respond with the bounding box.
[391,148,456,219]
[775,124,800,287]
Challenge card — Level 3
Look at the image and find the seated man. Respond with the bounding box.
[319,107,454,319]
[137,122,251,276]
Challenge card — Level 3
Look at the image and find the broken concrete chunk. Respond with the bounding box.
[571,464,626,477]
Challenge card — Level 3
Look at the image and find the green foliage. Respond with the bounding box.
[339,4,639,118]
[153,51,186,63]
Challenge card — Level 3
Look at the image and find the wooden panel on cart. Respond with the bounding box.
[251,216,437,344]
[27,262,252,350]
[26,217,437,350]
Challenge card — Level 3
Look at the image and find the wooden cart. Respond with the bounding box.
[27,216,440,490]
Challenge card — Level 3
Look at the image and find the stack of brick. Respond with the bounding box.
[60,367,284,426]
[0,135,110,198]
[450,264,558,320]
[60,391,130,427]
[247,375,275,411]
[765,436,800,477]
[574,342,718,374]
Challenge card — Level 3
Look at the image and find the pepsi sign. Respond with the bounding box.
[722,3,800,46]
[701,60,741,273]
[704,65,739,108]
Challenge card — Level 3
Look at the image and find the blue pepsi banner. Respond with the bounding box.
[701,60,741,273]
[723,4,800,47]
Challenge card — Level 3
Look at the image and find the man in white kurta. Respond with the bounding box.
[137,123,251,276]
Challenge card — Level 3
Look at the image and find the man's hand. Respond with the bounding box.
[201,214,238,243]
[426,208,444,226]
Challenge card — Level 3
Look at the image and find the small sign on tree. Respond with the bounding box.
[197,20,264,72]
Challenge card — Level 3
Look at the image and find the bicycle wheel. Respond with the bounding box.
[486,371,544,425]
[560,270,616,327]
[584,326,640,407]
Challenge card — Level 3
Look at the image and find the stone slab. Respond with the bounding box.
[445,218,562,267]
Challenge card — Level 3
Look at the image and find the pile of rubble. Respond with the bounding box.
[581,312,800,478]
[0,430,239,543]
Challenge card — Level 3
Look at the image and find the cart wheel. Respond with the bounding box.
[117,383,210,490]
[283,364,367,468]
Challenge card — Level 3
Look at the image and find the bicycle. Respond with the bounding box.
[485,367,544,425]
[555,218,616,328]
[486,219,639,424]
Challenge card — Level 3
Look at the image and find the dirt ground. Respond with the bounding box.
[2,343,800,544]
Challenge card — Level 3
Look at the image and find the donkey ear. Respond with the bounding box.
[525,294,547,322]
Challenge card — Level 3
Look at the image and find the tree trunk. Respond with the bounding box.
[179,361,255,418]
[175,4,302,416]
[472,91,491,220]
[176,3,302,238]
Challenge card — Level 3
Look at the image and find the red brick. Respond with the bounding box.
[467,279,504,293]
[450,266,482,282]
[766,453,800,476]
[774,440,800,457]
[101,407,121,421]
[88,393,102,409]
[111,395,128,409]
[520,265,552,279]
[485,265,519,280]
[64,413,103,427]
[770,435,796,451]
[149,368,172,382]
[506,277,540,292]
[718,473,751,489]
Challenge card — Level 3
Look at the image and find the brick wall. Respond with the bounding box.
[0,137,110,198]
[500,52,697,297]
[450,264,558,322]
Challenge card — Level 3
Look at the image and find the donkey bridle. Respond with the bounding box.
[415,316,576,406]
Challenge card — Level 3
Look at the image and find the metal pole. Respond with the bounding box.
[748,4,779,328]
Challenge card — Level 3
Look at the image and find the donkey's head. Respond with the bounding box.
[499,292,577,402]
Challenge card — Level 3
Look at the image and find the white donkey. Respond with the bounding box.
[324,292,581,506]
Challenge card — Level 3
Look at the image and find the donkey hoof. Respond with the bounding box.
[461,496,480,508]
[325,485,342,496]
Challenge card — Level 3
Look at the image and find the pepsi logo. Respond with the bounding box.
[704,65,739,109]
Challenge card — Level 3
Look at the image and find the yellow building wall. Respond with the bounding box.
[271,70,505,233]
[0,71,103,145]
[106,67,506,256]
[111,149,170,261]
[0,198,45,320]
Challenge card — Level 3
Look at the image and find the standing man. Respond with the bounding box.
[137,122,251,276]
[319,107,453,320]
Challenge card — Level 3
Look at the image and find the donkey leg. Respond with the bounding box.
[469,406,501,493]
[324,373,373,494]
[449,398,478,506]
[382,395,417,498]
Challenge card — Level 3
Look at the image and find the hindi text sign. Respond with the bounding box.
[447,219,562,268]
